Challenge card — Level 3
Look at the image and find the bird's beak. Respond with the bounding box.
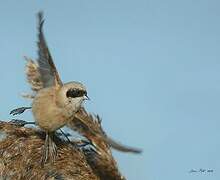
[84,94,90,101]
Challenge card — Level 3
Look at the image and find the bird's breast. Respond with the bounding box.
[32,88,73,132]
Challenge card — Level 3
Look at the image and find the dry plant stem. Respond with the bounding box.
[0,121,125,180]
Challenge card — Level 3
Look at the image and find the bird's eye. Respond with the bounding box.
[66,89,86,98]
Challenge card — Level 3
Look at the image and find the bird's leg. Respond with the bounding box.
[41,132,57,166]
[41,133,49,166]
[48,132,57,163]
[10,106,32,116]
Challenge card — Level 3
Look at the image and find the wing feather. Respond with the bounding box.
[25,57,43,92]
[37,12,62,87]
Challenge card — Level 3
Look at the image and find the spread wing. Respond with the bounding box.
[37,12,62,87]
[68,108,142,154]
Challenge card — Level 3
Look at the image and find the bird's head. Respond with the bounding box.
[56,81,89,112]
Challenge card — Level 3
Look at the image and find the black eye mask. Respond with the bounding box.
[66,89,86,98]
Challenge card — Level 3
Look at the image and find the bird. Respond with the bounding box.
[23,12,89,164]
[10,11,141,161]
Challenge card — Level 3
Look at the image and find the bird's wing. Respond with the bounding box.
[37,12,62,88]
[68,108,142,154]
[105,136,142,153]
[25,57,43,92]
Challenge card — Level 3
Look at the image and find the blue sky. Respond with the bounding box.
[0,0,220,179]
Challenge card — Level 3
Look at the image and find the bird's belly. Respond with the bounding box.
[32,90,73,132]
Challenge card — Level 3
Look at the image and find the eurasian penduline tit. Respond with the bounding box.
[25,12,89,164]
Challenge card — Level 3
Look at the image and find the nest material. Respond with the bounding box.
[0,121,125,180]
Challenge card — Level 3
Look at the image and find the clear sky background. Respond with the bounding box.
[0,1,219,180]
